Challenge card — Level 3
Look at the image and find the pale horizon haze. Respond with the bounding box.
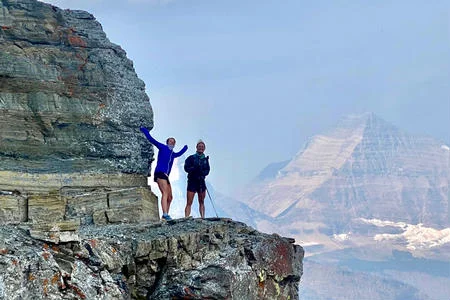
[42,0,450,195]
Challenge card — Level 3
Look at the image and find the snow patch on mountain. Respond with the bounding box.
[359,218,450,250]
[333,233,351,241]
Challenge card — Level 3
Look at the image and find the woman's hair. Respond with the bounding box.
[197,139,205,147]
[166,137,176,144]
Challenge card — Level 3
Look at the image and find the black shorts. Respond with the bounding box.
[154,172,170,184]
[187,179,206,193]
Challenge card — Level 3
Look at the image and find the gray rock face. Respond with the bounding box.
[0,218,304,299]
[0,0,157,225]
[0,0,153,174]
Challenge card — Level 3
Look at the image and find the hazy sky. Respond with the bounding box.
[43,0,449,194]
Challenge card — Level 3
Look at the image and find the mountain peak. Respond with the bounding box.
[325,112,399,139]
[241,113,449,229]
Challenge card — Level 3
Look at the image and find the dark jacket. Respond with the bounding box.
[140,127,188,175]
[184,153,210,181]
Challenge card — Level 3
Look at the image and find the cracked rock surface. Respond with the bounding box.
[0,218,304,299]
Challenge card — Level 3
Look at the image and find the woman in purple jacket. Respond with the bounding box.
[140,127,188,221]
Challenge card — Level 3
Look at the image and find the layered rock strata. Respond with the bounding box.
[0,0,156,225]
[0,218,304,299]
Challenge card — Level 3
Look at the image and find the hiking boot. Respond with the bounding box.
[161,214,172,221]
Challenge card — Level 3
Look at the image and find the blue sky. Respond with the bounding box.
[43,0,450,194]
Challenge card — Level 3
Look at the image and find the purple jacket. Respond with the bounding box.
[140,127,188,175]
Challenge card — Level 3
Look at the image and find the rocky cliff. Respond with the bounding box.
[0,0,157,225]
[0,0,153,173]
[0,218,304,299]
[0,1,304,299]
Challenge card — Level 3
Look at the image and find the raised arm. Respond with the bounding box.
[139,127,164,149]
[174,145,188,158]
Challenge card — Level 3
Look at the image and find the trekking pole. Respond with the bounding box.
[206,187,219,218]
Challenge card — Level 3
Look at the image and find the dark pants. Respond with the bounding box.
[187,179,206,193]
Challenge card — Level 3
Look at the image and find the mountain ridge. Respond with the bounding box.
[239,112,449,229]
[219,113,450,299]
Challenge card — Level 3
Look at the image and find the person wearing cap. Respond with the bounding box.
[140,127,188,221]
[184,140,210,218]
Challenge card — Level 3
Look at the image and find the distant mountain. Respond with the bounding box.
[230,113,450,299]
[254,160,290,181]
[240,112,449,231]
[300,260,427,300]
